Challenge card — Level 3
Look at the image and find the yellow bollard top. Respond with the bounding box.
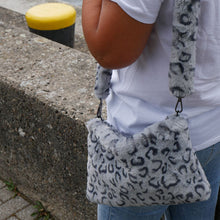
[25,3,76,30]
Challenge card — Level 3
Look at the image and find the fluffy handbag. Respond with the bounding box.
[86,0,211,207]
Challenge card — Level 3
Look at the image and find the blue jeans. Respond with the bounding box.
[98,142,220,220]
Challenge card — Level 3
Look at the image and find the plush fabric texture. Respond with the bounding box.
[93,0,201,100]
[94,65,112,99]
[168,0,200,98]
[86,115,211,206]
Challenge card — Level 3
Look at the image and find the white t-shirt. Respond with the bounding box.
[107,0,220,151]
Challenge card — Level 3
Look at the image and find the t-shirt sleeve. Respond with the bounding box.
[110,0,164,24]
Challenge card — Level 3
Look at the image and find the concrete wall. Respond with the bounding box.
[0,7,97,220]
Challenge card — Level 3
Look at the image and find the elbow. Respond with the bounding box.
[96,55,137,69]
[84,34,142,69]
[91,49,139,69]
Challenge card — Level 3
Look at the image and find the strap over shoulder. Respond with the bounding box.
[94,65,112,100]
[169,0,201,98]
[93,0,201,101]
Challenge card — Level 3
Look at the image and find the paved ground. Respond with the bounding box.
[0,179,39,220]
[0,0,81,14]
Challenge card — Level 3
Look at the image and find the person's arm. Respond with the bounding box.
[82,0,154,69]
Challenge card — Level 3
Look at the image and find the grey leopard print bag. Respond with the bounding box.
[86,0,211,207]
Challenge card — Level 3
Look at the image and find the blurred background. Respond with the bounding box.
[0,0,82,14]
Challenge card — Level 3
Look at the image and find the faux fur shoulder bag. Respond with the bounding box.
[86,0,211,207]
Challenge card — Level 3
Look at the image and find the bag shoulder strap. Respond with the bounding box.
[93,0,201,118]
[169,0,200,98]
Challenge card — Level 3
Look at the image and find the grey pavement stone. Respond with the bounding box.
[6,216,19,220]
[0,180,5,189]
[16,205,37,220]
[0,187,15,202]
[0,196,29,220]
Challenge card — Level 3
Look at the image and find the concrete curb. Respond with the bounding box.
[0,6,97,220]
[0,179,38,220]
